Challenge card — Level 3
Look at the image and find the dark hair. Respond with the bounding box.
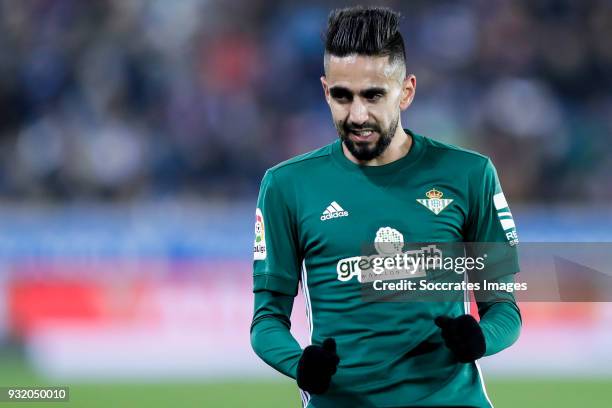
[324,6,406,70]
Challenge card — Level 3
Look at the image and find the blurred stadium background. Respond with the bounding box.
[0,0,611,406]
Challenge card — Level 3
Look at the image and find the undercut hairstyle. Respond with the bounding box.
[324,6,406,79]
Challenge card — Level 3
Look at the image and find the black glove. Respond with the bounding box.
[435,315,486,363]
[297,338,340,394]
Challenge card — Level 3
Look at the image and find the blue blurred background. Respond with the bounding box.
[0,0,611,201]
[0,1,611,407]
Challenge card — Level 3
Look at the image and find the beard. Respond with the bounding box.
[336,115,400,161]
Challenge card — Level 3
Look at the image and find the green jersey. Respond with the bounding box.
[251,130,521,408]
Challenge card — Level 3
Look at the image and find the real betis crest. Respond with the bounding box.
[417,188,453,215]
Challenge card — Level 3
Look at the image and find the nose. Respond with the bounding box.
[348,99,368,125]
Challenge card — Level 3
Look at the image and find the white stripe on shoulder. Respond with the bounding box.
[493,192,508,210]
[500,218,516,230]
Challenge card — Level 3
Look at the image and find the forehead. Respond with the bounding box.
[325,54,397,89]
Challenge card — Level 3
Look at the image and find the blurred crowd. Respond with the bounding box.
[0,0,610,202]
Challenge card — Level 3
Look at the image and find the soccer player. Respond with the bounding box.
[250,6,521,408]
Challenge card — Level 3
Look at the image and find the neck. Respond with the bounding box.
[342,124,412,166]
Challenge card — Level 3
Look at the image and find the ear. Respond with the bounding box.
[321,76,331,105]
[399,74,416,111]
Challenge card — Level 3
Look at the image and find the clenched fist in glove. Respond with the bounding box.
[435,315,486,363]
[297,338,340,394]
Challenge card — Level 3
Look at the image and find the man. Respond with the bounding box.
[251,6,521,408]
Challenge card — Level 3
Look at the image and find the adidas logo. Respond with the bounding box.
[320,201,349,221]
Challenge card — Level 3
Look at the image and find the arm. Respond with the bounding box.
[250,170,303,378]
[250,289,302,379]
[250,170,339,393]
[468,158,522,356]
[437,158,522,361]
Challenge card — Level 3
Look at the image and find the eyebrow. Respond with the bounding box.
[329,86,387,98]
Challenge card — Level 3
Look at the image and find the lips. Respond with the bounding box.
[349,130,377,143]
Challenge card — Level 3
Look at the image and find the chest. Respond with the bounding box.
[295,175,469,260]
